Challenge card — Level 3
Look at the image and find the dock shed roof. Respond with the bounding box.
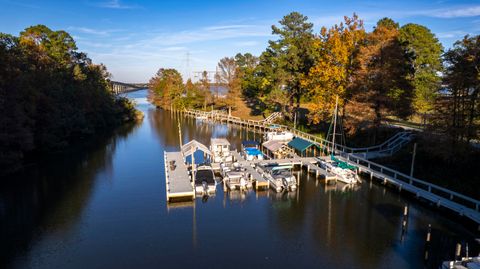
[242,140,259,146]
[181,140,212,156]
[287,137,319,152]
[262,140,283,152]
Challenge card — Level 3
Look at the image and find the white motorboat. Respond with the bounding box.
[222,163,251,190]
[224,171,248,191]
[194,165,216,194]
[210,138,232,163]
[264,130,294,142]
[195,115,208,121]
[317,157,360,185]
[242,140,264,161]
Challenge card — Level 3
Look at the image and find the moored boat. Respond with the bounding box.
[263,164,297,192]
[264,126,294,142]
[242,140,264,161]
[195,165,216,194]
[317,156,360,184]
[210,138,232,163]
[222,163,251,190]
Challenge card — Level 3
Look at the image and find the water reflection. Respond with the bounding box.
[0,122,139,268]
[1,90,478,269]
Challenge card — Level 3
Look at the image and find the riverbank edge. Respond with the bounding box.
[0,107,143,178]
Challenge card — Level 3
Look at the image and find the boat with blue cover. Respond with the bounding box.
[241,140,265,161]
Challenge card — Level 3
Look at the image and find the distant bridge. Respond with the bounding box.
[110,81,149,95]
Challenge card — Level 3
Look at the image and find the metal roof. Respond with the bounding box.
[287,137,318,152]
[181,140,212,156]
[242,140,259,146]
[262,140,283,152]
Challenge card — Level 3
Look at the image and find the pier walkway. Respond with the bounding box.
[181,109,480,225]
[230,151,269,190]
[231,151,336,184]
[182,109,412,159]
[338,154,480,224]
[164,151,194,201]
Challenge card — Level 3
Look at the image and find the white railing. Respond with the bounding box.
[181,108,480,223]
[183,109,412,157]
[339,153,480,223]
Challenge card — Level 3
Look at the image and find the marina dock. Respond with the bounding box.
[178,109,480,226]
[230,151,269,190]
[164,151,194,201]
[338,154,480,224]
[231,150,336,185]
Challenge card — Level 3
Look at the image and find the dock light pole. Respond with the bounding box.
[178,122,183,149]
[410,143,417,177]
[294,111,297,130]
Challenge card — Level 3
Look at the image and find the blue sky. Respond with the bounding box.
[1,0,480,82]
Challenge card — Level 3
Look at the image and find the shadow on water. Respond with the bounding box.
[1,90,479,269]
[0,121,139,268]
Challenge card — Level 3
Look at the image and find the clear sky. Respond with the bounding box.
[1,0,480,82]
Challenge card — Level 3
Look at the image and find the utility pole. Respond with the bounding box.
[293,111,297,129]
[410,143,417,177]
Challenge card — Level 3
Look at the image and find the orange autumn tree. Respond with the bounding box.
[302,14,366,124]
[348,18,413,130]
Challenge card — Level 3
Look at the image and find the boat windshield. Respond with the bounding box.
[272,169,291,177]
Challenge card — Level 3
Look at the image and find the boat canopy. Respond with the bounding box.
[211,138,230,146]
[262,140,283,152]
[287,137,319,153]
[271,164,294,170]
[269,124,281,129]
[242,140,259,147]
[331,155,357,170]
[181,140,212,156]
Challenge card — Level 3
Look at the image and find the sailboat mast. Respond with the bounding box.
[331,96,339,155]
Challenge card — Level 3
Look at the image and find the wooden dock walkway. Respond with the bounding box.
[231,151,336,183]
[230,151,269,190]
[302,158,337,182]
[181,109,480,226]
[338,154,480,225]
[182,109,411,159]
[164,151,194,201]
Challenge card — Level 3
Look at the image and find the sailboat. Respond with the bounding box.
[320,96,361,185]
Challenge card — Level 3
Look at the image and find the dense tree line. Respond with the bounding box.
[148,58,242,113]
[149,12,479,144]
[0,25,136,173]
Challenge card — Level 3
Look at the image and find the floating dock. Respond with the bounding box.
[230,151,269,190]
[302,158,337,182]
[164,151,194,201]
[338,154,480,225]
[230,151,336,188]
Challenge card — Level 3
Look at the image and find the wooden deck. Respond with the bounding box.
[164,151,194,201]
[181,109,480,225]
[302,158,337,182]
[183,109,411,158]
[230,151,269,190]
[338,154,480,225]
[231,150,336,185]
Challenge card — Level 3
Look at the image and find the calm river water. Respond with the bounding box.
[1,90,478,269]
